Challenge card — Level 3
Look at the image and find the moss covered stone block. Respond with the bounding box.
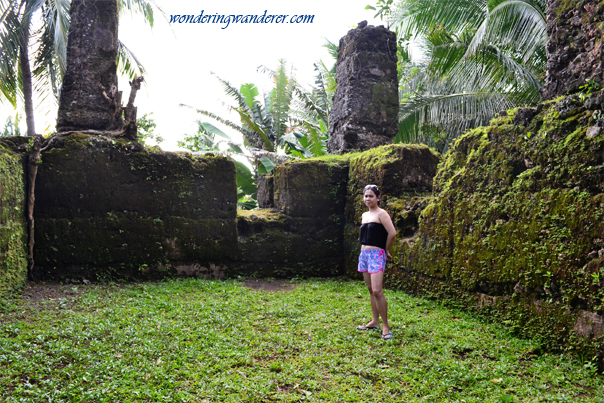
[31,134,237,279]
[402,99,604,354]
[236,210,344,277]
[0,140,28,299]
[273,159,349,217]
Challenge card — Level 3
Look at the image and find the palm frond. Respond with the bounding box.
[117,40,146,79]
[466,0,546,64]
[399,91,513,149]
[390,0,487,38]
[211,73,253,115]
[270,59,294,144]
[118,0,167,27]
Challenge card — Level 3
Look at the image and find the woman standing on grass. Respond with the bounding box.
[356,184,397,339]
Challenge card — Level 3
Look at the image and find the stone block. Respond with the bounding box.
[236,210,345,277]
[273,159,349,217]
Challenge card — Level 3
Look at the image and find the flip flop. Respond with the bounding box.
[381,331,393,340]
[357,325,380,331]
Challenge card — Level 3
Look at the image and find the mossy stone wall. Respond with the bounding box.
[30,134,238,280]
[394,99,604,354]
[250,158,350,276]
[0,140,28,299]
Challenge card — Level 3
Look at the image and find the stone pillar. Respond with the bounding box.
[57,0,122,132]
[540,0,604,100]
[327,23,398,154]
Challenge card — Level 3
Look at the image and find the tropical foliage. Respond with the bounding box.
[370,0,547,151]
[0,112,22,137]
[136,113,164,146]
[0,0,161,135]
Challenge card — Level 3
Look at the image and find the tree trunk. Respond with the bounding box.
[19,12,36,136]
[56,0,122,132]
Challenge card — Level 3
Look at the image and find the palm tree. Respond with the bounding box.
[380,0,547,151]
[0,0,159,136]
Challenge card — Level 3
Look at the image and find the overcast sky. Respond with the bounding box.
[1,0,384,150]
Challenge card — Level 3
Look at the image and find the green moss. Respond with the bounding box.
[0,142,28,300]
[394,98,604,355]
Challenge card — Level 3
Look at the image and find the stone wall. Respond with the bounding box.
[24,134,238,280]
[2,132,603,355]
[392,99,604,354]
[0,139,28,299]
[541,0,604,100]
[244,158,349,276]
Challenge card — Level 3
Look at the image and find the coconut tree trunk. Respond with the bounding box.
[19,11,36,136]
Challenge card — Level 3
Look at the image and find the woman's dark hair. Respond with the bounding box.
[363,184,380,197]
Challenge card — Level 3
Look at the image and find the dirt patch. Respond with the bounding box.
[18,281,88,304]
[243,279,296,292]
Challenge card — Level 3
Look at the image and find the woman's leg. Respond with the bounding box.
[362,272,380,328]
[370,271,389,335]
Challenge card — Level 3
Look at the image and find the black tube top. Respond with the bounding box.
[359,222,388,250]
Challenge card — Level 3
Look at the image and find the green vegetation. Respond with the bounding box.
[1,279,602,402]
[369,0,547,151]
[136,113,164,147]
[0,143,27,300]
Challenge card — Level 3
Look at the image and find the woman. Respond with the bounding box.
[356,184,397,339]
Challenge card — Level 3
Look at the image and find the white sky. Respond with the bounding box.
[1,0,384,150]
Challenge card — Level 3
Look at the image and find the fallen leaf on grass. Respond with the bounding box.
[145,373,150,380]
[157,358,162,365]
[491,378,503,383]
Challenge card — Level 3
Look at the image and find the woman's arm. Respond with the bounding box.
[379,210,397,259]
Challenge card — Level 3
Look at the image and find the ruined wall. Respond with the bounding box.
[29,134,238,279]
[541,0,604,100]
[242,158,349,276]
[327,24,399,154]
[0,140,28,299]
[392,98,604,354]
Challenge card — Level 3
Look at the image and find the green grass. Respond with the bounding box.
[0,278,602,402]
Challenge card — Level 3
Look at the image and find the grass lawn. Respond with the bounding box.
[0,278,603,402]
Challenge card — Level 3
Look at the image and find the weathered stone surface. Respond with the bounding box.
[257,174,274,208]
[0,139,28,299]
[30,134,238,279]
[327,24,398,154]
[574,311,604,338]
[57,0,122,131]
[541,0,604,100]
[272,159,349,217]
[236,210,344,277]
[392,101,604,354]
[587,125,601,138]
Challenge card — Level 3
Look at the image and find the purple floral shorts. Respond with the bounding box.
[358,249,386,273]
